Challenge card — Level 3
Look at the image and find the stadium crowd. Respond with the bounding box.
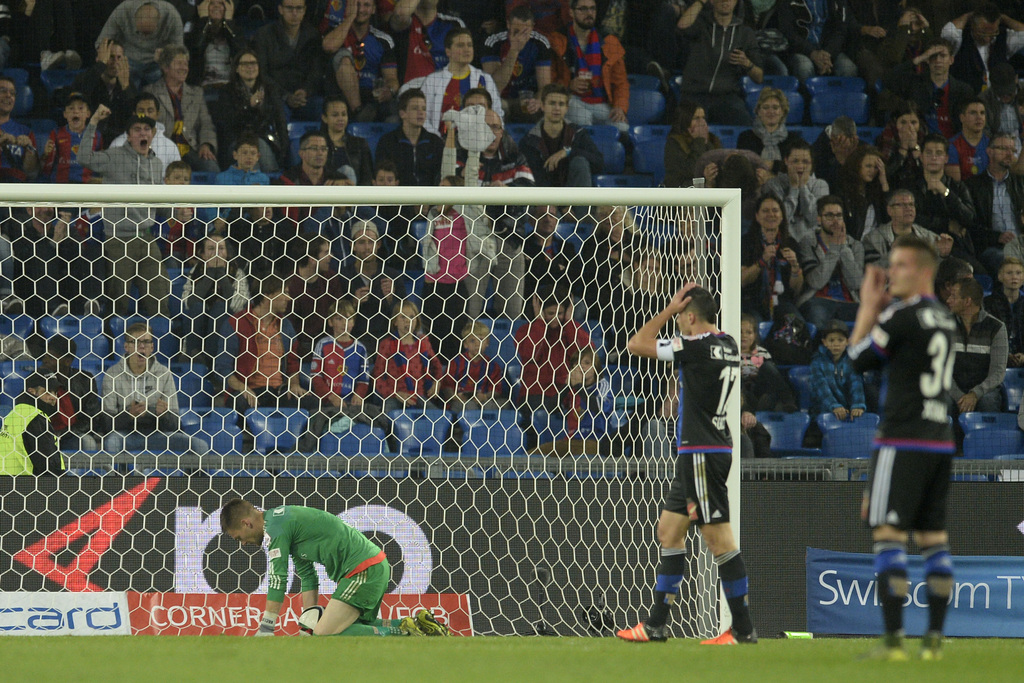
[1,0,1024,465]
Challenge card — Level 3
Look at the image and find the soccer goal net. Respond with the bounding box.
[0,183,740,638]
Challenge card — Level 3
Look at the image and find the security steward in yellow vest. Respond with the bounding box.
[0,373,65,475]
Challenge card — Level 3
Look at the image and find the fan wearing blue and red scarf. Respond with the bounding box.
[547,0,630,132]
[440,321,507,413]
[372,300,445,414]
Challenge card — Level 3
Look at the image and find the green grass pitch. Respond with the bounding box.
[4,636,1020,682]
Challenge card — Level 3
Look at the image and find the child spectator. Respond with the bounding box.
[311,299,389,432]
[439,320,507,414]
[544,346,609,456]
[739,313,795,413]
[40,335,105,451]
[42,92,102,183]
[372,300,444,414]
[420,175,485,361]
[0,373,64,476]
[152,160,204,261]
[516,295,592,417]
[182,234,250,367]
[215,134,271,187]
[984,257,1024,368]
[805,319,866,446]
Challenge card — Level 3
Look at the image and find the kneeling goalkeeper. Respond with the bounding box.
[220,498,451,637]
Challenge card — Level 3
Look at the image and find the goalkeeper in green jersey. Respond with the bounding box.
[220,499,452,637]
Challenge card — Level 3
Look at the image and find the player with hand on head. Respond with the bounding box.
[847,234,956,661]
[220,499,452,637]
[617,284,757,645]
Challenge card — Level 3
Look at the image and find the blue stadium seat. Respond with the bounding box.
[594,174,654,187]
[389,409,452,457]
[0,372,25,409]
[963,428,1024,458]
[532,410,561,445]
[286,121,320,137]
[974,272,993,296]
[1,68,29,88]
[13,85,33,118]
[627,74,661,91]
[197,407,244,455]
[459,409,524,457]
[857,126,884,145]
[74,358,104,377]
[190,172,216,185]
[245,407,309,453]
[810,92,870,125]
[40,69,83,95]
[709,125,741,148]
[629,124,670,146]
[817,412,880,458]
[318,423,392,456]
[505,123,533,143]
[756,411,812,452]
[0,314,33,339]
[786,366,813,411]
[26,118,58,141]
[742,74,799,95]
[348,121,398,139]
[175,370,211,412]
[38,315,108,362]
[628,89,666,125]
[633,137,666,184]
[555,221,589,254]
[348,121,398,160]
[111,316,178,364]
[804,76,866,96]
[746,90,804,124]
[592,135,625,174]
[959,412,1018,431]
[790,125,825,144]
[584,122,621,143]
[758,320,773,340]
[1004,368,1024,412]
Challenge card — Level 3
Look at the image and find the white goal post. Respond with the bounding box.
[0,183,742,637]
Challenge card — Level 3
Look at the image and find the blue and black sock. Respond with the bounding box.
[874,541,909,635]
[716,549,754,637]
[922,544,953,634]
[647,547,687,628]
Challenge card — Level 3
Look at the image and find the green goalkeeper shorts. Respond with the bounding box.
[331,559,390,623]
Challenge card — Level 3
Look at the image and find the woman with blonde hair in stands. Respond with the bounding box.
[737,87,803,174]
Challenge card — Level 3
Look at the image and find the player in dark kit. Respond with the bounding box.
[616,284,756,645]
[847,234,955,661]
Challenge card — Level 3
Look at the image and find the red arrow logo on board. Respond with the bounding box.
[13,477,161,592]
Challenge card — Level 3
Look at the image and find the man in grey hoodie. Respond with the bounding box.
[78,104,171,317]
[677,0,763,126]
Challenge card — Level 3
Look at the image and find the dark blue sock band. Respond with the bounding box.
[922,544,953,578]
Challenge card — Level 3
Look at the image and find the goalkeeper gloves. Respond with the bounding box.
[299,606,324,635]
[255,611,277,637]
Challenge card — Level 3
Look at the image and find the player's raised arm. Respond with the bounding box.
[850,264,891,347]
[627,285,696,358]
